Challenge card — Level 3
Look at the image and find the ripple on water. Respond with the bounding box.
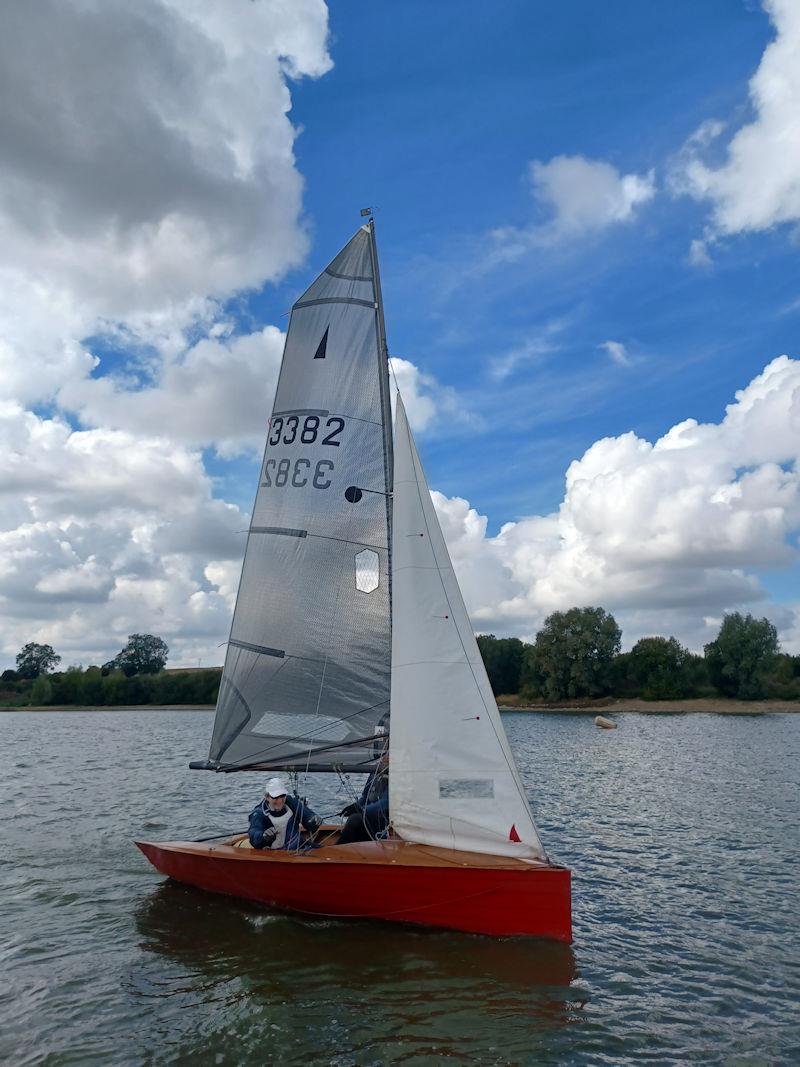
[2,709,799,1065]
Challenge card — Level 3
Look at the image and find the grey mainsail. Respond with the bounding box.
[207,224,393,771]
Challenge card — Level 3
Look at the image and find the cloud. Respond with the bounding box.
[0,0,331,404]
[60,326,287,458]
[389,357,475,434]
[0,402,246,665]
[489,155,655,263]
[528,155,655,236]
[599,340,632,367]
[673,0,800,237]
[0,0,335,667]
[688,238,714,268]
[489,320,568,382]
[430,356,800,653]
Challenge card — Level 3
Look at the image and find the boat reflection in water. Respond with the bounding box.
[134,881,583,1060]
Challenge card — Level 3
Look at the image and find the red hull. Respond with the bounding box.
[135,837,572,942]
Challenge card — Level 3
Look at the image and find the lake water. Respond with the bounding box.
[2,710,798,1065]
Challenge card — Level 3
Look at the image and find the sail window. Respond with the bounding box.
[439,778,495,799]
[355,549,379,593]
[252,711,351,742]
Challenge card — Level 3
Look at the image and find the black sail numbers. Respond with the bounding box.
[262,414,345,490]
[261,326,345,492]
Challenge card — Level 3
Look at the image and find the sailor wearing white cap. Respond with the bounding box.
[248,777,322,851]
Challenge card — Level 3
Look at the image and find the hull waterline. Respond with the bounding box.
[136,837,572,942]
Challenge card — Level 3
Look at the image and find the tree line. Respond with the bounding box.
[0,634,220,707]
[477,608,799,702]
[2,610,798,708]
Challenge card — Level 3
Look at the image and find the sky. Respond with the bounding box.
[1,0,799,670]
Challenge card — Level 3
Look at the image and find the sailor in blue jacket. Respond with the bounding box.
[337,750,389,844]
[248,777,322,851]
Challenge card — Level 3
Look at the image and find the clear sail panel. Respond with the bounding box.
[209,226,392,771]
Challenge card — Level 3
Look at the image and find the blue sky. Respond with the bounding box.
[253,0,794,523]
[0,0,798,666]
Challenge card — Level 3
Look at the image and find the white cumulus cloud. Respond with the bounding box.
[674,0,800,238]
[528,155,655,236]
[0,0,333,668]
[431,356,800,654]
[0,0,331,405]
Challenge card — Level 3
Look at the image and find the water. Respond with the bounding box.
[2,710,798,1065]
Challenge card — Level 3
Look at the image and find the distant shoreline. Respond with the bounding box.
[3,698,800,714]
[497,696,800,714]
[0,703,216,712]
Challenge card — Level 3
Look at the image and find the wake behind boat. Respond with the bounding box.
[136,218,572,942]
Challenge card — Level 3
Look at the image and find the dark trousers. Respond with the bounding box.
[337,809,387,844]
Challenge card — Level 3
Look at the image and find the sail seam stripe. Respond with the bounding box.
[229,639,285,659]
[294,297,375,310]
[249,526,307,538]
[325,267,372,282]
[272,408,329,417]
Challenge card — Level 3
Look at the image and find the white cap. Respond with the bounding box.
[264,777,289,798]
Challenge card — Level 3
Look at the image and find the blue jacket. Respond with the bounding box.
[356,767,389,824]
[248,794,320,851]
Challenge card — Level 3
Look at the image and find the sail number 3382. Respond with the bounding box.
[262,414,343,490]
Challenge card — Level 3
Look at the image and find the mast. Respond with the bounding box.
[367,217,394,611]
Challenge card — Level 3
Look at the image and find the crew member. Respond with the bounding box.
[337,750,389,844]
[248,777,322,850]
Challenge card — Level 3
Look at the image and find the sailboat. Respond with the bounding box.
[136,220,572,942]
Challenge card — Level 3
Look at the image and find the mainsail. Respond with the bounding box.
[208,224,393,771]
[389,396,546,860]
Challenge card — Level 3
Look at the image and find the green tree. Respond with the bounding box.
[49,666,83,705]
[15,642,61,679]
[79,666,105,705]
[627,636,695,700]
[521,606,621,701]
[101,669,129,705]
[704,612,779,699]
[30,674,53,705]
[476,635,527,695]
[112,634,169,676]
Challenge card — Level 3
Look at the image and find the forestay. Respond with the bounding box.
[389,396,546,860]
[208,225,393,771]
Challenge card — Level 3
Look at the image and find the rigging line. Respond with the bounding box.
[401,411,544,852]
[272,409,383,429]
[369,217,394,626]
[301,646,330,791]
[230,692,390,761]
[223,734,381,773]
[221,708,390,771]
[307,532,388,550]
[300,428,371,795]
